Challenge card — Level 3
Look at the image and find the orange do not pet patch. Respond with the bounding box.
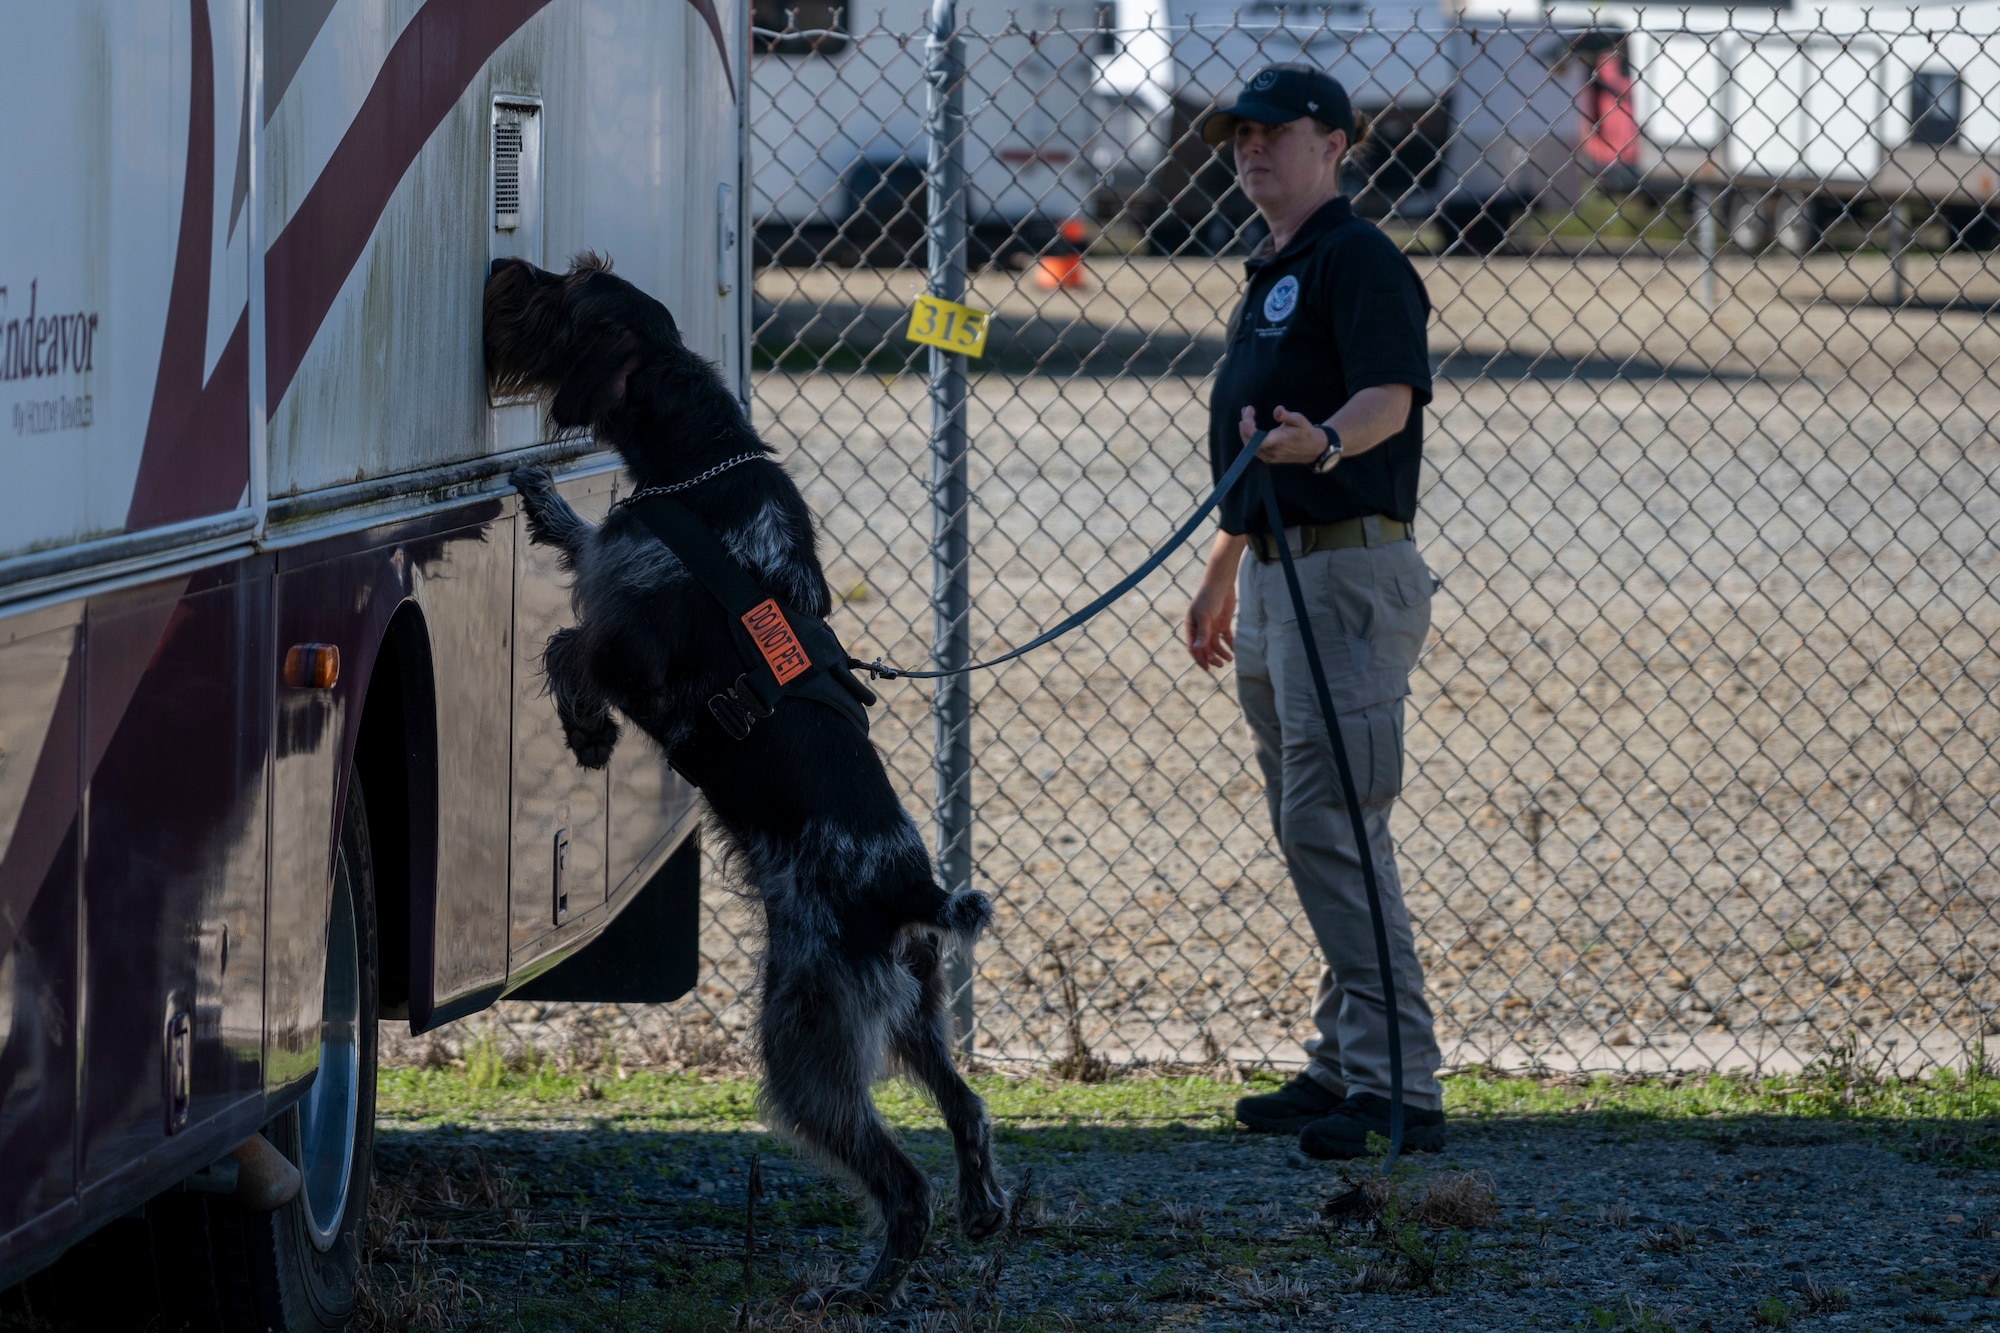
[742,599,812,685]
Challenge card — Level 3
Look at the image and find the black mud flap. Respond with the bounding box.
[511,833,700,1003]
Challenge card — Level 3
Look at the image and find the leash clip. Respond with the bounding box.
[708,674,775,741]
[853,657,900,681]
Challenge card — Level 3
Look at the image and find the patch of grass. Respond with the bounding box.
[354,1253,482,1331]
[378,1041,2000,1162]
[1640,1222,1702,1254]
[463,1035,510,1092]
[378,1065,1254,1137]
[1445,1051,2000,1141]
[1529,192,1688,246]
[1368,1194,1470,1291]
[1410,1170,1499,1228]
[1573,1295,1685,1332]
[1797,1278,1851,1314]
[1751,1293,1793,1328]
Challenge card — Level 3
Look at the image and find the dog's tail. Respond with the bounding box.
[933,887,993,940]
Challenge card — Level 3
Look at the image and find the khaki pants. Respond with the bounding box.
[1234,530,1444,1109]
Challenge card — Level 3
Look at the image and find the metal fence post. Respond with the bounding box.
[925,0,976,1053]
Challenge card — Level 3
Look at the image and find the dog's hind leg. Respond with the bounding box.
[760,953,931,1309]
[511,465,593,559]
[543,627,620,768]
[889,932,1009,1242]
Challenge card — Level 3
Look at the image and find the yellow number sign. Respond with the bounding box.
[905,294,991,358]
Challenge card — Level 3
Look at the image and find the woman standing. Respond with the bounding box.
[1182,64,1446,1159]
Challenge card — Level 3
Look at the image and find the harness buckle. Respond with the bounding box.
[707,674,775,741]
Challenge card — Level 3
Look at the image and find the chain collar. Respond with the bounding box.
[612,451,765,509]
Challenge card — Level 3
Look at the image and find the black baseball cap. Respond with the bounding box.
[1199,63,1355,145]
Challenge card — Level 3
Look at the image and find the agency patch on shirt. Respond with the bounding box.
[1262,274,1300,324]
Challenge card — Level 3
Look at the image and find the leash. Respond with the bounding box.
[852,441,1265,680]
[852,431,1409,1171]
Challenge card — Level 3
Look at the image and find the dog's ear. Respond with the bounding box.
[548,332,642,428]
[569,263,683,351]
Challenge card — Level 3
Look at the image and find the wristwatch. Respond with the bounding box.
[1311,425,1343,475]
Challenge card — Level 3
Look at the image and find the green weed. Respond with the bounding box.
[1751,1293,1793,1327]
[463,1035,508,1092]
[1574,1295,1684,1332]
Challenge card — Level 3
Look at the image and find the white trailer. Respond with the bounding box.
[750,2,1103,264]
[1091,0,1593,253]
[1539,0,2000,248]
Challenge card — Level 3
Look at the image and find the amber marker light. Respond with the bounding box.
[283,643,341,690]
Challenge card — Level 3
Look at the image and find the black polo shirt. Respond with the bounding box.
[1208,196,1433,535]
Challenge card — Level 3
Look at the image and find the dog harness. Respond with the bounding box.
[620,491,876,741]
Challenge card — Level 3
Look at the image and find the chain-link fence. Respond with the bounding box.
[395,10,2000,1080]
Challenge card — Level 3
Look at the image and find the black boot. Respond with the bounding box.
[1297,1092,1447,1160]
[1234,1074,1346,1133]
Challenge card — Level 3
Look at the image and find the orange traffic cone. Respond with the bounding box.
[1035,219,1089,290]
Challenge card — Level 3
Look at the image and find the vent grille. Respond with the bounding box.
[494,113,524,230]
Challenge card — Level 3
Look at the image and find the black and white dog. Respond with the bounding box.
[484,254,1007,1305]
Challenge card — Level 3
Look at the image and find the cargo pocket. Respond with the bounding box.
[1373,556,1434,678]
[1357,699,1407,808]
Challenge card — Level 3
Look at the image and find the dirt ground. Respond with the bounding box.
[695,248,2000,1077]
[357,1065,2000,1332]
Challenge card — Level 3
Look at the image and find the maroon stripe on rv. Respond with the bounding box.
[262,0,555,410]
[264,0,738,411]
[125,0,251,532]
[128,318,250,530]
[686,0,737,102]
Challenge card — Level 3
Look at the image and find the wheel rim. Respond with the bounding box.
[298,849,361,1252]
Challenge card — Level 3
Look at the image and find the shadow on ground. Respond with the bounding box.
[1834,296,2000,317]
[753,297,1765,385]
[754,299,1228,377]
[353,1108,2000,1332]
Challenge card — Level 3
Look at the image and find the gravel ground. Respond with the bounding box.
[360,1069,2000,1332]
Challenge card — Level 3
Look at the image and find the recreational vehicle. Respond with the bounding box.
[1534,0,2000,249]
[0,2,743,1325]
[750,0,1102,265]
[1089,0,1594,253]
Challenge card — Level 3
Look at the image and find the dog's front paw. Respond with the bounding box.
[510,464,556,495]
[564,715,620,769]
[511,466,561,536]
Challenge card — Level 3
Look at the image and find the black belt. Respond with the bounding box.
[1248,516,1410,563]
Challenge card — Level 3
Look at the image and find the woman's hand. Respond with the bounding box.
[1185,580,1236,669]
[1185,532,1246,670]
[1240,405,1330,467]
